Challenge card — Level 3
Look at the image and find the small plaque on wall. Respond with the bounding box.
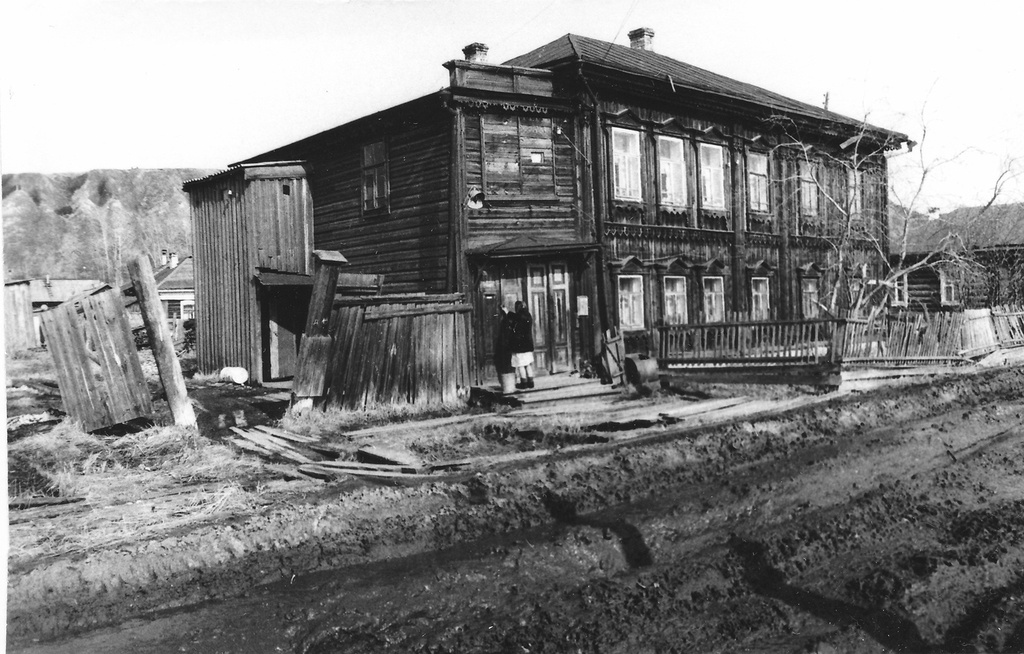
[577,295,589,316]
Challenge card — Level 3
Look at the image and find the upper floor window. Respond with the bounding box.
[663,276,688,325]
[801,278,820,318]
[848,168,864,224]
[483,115,555,197]
[703,276,725,322]
[699,144,726,210]
[657,136,687,207]
[748,152,769,213]
[612,128,642,201]
[618,275,645,330]
[362,140,389,212]
[800,163,819,217]
[751,277,771,321]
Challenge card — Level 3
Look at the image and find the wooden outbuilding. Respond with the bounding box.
[184,163,313,383]
[186,29,909,387]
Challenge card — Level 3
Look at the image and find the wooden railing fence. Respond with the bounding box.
[658,318,840,364]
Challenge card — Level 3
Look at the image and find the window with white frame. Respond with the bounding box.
[801,278,820,318]
[362,140,389,212]
[748,152,769,213]
[940,269,959,305]
[751,277,771,320]
[703,276,725,322]
[800,163,819,217]
[618,275,645,330]
[612,128,642,201]
[658,136,687,207]
[699,143,726,209]
[892,275,908,306]
[848,168,863,224]
[663,276,688,325]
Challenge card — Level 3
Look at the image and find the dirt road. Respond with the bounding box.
[11,368,1024,653]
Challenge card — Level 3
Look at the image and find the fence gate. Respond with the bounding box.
[40,289,152,431]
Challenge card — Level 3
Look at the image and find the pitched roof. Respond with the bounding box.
[504,34,906,143]
[27,279,106,305]
[896,203,1024,254]
[157,256,194,290]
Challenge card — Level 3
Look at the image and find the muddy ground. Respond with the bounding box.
[7,362,1024,653]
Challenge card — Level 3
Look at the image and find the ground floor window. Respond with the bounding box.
[663,276,687,325]
[940,270,959,305]
[703,276,725,322]
[165,300,182,319]
[801,278,820,318]
[751,277,770,320]
[618,275,645,330]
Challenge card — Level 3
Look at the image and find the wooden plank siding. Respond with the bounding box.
[5,282,36,352]
[187,166,313,382]
[307,109,453,295]
[463,111,578,249]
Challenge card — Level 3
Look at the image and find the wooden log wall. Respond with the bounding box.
[308,108,452,295]
[320,295,471,409]
[588,97,889,330]
[40,289,152,432]
[5,282,36,352]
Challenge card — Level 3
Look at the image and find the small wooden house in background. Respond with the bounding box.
[893,203,1024,310]
[186,28,908,386]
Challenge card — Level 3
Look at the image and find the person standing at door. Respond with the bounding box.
[509,300,535,389]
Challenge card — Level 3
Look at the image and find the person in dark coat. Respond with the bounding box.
[509,300,535,389]
[494,306,515,377]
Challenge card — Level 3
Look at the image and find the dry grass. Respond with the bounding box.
[5,348,58,383]
[9,419,272,562]
[280,401,471,438]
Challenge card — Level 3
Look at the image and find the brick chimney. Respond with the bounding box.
[462,42,489,63]
[628,27,655,51]
[161,249,169,266]
[170,252,179,268]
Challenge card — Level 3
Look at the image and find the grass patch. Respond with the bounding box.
[280,401,473,438]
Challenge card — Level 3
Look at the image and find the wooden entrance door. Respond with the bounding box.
[477,261,574,379]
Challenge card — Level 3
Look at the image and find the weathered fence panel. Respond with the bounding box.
[843,309,1004,366]
[4,281,36,353]
[656,318,844,386]
[40,289,152,431]
[318,295,472,409]
[992,305,1024,348]
[961,309,999,358]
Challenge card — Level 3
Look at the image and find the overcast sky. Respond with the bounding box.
[2,0,1022,210]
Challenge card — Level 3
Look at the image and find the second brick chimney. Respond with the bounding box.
[628,27,655,51]
[462,42,489,63]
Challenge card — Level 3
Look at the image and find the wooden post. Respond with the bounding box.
[293,250,350,402]
[128,255,197,427]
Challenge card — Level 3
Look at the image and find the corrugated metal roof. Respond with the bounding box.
[504,34,906,141]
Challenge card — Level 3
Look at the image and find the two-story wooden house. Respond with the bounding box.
[186,28,908,385]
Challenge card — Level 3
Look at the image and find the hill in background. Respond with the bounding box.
[3,168,215,285]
